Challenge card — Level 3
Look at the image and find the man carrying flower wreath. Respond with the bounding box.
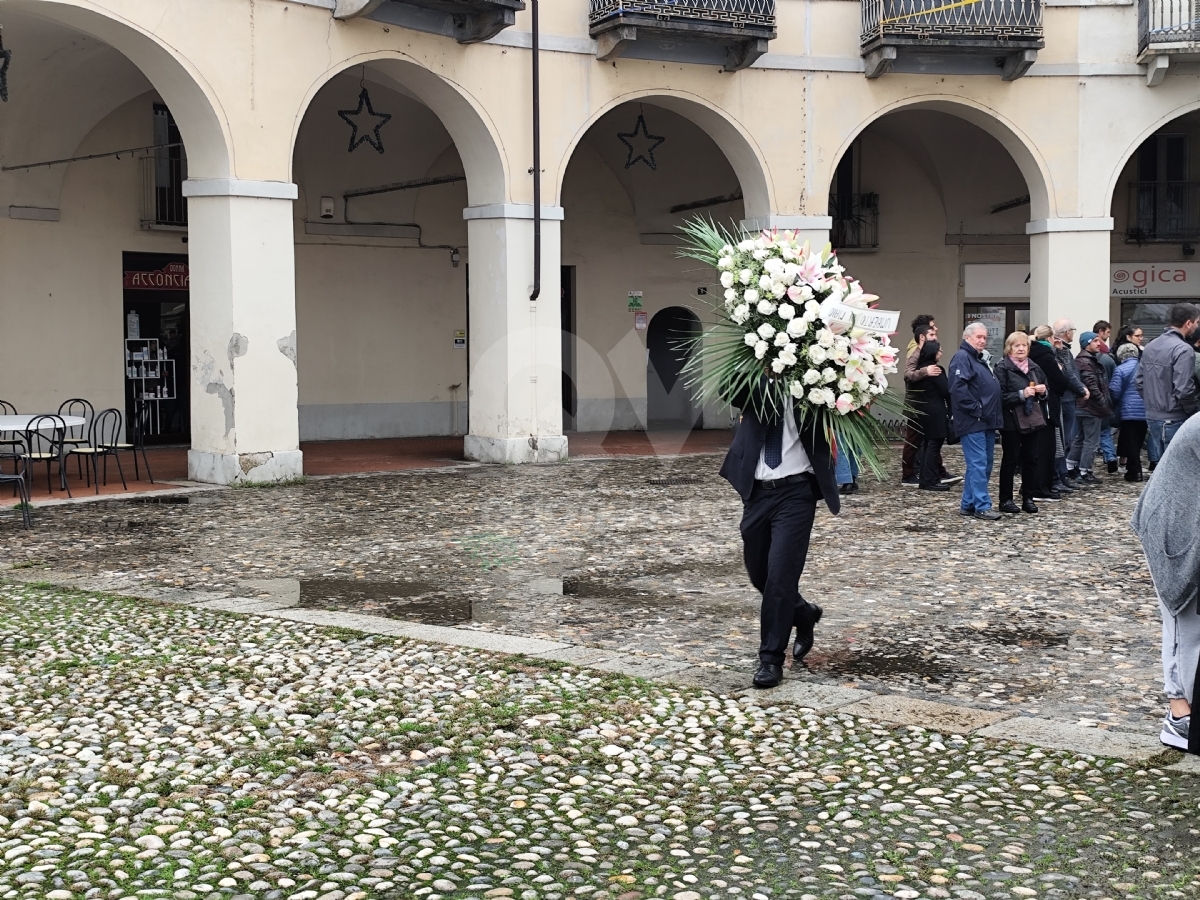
[679,222,902,689]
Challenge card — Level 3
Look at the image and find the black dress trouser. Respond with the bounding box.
[1034,422,1057,495]
[739,475,819,666]
[999,428,1039,503]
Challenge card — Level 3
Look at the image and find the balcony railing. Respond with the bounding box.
[589,0,776,71]
[860,0,1043,79]
[1126,181,1200,242]
[1139,0,1200,56]
[829,193,879,251]
[140,152,187,230]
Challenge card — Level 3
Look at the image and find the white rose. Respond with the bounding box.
[783,262,801,282]
[808,345,827,364]
[752,248,769,261]
[822,387,837,406]
[720,271,735,289]
[757,299,777,316]
[720,243,735,255]
[802,368,821,385]
[763,257,785,277]
[822,367,838,384]
[757,322,776,339]
[779,348,798,367]
[838,378,854,392]
[724,288,738,304]
[771,281,788,300]
[816,329,836,349]
[786,318,808,338]
[737,239,756,252]
[790,380,805,398]
[800,286,815,302]
[718,256,734,271]
[771,358,787,374]
[744,332,759,347]
[804,300,822,321]
[754,340,769,360]
[740,269,754,286]
[732,304,750,324]
[777,303,796,321]
[774,331,790,347]
[808,388,828,406]
[758,273,773,291]
[744,288,760,305]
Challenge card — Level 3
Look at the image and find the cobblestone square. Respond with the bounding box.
[1,450,1198,899]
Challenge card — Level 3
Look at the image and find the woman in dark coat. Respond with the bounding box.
[996,331,1050,514]
[1027,326,1072,501]
[908,340,952,491]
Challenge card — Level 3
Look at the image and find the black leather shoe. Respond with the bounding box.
[793,603,823,661]
[999,500,1021,514]
[1107,459,1119,475]
[839,480,859,495]
[752,663,783,688]
[1022,497,1039,513]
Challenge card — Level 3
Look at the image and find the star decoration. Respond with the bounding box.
[339,87,391,154]
[0,33,11,103]
[618,113,665,170]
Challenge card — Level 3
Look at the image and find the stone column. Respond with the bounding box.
[183,178,303,484]
[740,215,833,250]
[1028,218,1113,332]
[462,204,568,464]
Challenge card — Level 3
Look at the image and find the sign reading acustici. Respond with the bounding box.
[1111,263,1200,298]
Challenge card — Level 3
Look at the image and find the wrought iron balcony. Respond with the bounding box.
[1126,181,1200,242]
[1138,0,1200,86]
[860,0,1043,80]
[829,193,879,251]
[589,1,776,72]
[335,0,524,44]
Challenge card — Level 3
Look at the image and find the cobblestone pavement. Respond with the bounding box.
[0,584,1197,900]
[0,446,1163,734]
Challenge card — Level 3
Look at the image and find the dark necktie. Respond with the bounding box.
[764,418,784,470]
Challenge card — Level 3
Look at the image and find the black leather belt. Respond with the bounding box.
[754,472,814,491]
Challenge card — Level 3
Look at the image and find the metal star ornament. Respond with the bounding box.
[618,113,665,170]
[339,87,391,154]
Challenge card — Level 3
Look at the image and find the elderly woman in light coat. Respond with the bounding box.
[1132,413,1200,752]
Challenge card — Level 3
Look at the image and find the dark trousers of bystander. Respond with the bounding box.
[1034,424,1058,496]
[916,437,945,487]
[999,428,1039,503]
[902,422,945,480]
[1118,420,1148,481]
[739,476,820,666]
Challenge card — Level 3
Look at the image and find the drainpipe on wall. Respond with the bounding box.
[530,0,541,305]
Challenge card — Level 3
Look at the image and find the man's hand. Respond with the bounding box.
[1082,388,1091,400]
[926,365,942,377]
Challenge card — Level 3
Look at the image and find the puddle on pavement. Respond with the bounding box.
[808,647,959,682]
[297,578,472,625]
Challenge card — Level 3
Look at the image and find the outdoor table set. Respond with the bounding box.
[0,400,154,528]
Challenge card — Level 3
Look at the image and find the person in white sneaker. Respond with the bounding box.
[1131,414,1200,752]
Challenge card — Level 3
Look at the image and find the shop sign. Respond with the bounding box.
[627,290,643,312]
[123,261,189,291]
[964,264,1030,298]
[1111,263,1200,297]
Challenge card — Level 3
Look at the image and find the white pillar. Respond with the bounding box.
[740,215,833,250]
[462,203,567,464]
[1028,218,1113,332]
[183,179,302,484]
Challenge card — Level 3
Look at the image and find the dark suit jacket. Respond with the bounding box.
[718,380,840,513]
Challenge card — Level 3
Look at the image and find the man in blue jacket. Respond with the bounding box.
[949,322,1004,520]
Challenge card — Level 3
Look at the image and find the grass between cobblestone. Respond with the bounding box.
[0,583,1198,900]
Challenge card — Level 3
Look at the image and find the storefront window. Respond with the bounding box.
[964,304,1030,361]
[1120,302,1178,343]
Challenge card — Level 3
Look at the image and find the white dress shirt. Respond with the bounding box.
[754,404,814,481]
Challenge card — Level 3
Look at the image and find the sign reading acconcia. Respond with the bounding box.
[1111,263,1200,297]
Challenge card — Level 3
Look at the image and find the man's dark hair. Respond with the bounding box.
[1093,320,1110,333]
[1168,303,1200,328]
[911,314,935,338]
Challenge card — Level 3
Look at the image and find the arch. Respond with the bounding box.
[554,90,773,221]
[290,53,508,207]
[826,95,1054,221]
[646,305,702,430]
[9,0,232,179]
[1104,100,1200,218]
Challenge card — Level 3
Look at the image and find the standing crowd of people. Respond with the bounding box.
[862,304,1200,521]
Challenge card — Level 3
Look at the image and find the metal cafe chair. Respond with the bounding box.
[69,407,128,493]
[0,468,31,528]
[58,397,95,478]
[0,400,25,475]
[114,400,154,483]
[20,414,70,498]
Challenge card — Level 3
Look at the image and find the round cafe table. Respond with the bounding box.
[0,414,87,433]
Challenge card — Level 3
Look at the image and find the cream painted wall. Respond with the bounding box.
[0,93,189,419]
